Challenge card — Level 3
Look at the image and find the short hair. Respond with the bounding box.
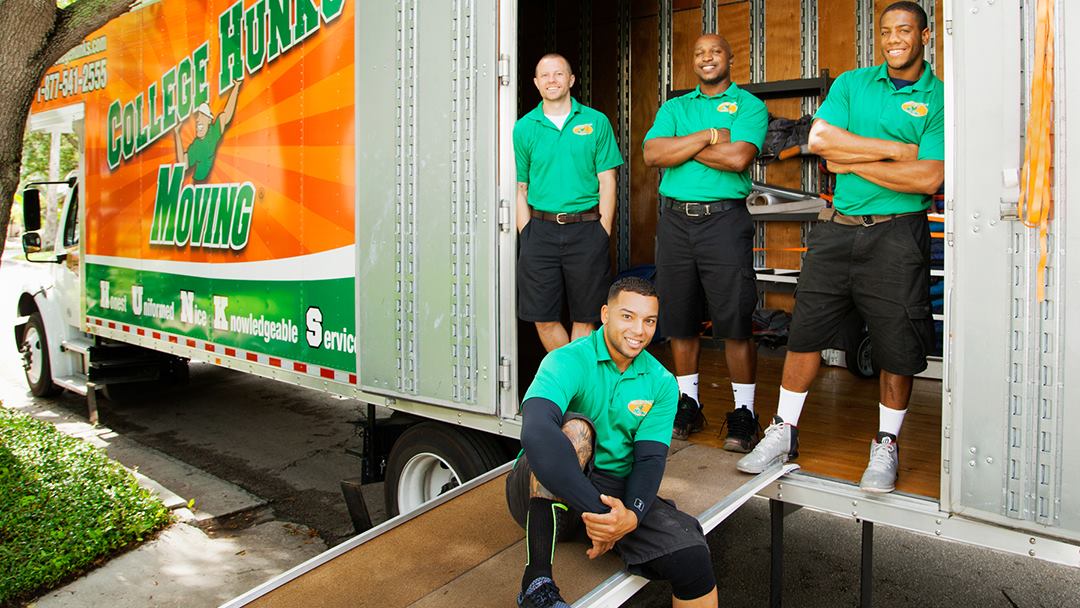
[881,1,928,31]
[696,33,733,57]
[607,276,657,303]
[535,53,573,76]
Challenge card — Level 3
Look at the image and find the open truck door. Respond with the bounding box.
[355,1,503,414]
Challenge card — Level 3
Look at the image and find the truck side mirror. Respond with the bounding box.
[22,231,42,254]
[22,188,41,232]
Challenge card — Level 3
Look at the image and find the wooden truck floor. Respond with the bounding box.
[222,444,795,608]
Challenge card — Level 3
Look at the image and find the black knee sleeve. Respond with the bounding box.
[638,545,715,601]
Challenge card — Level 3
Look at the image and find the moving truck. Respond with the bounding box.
[14,0,1079,604]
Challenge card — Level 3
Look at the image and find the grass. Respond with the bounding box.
[0,406,171,606]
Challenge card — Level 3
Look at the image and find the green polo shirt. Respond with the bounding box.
[523,328,678,478]
[815,62,944,215]
[514,98,624,213]
[187,121,224,181]
[644,83,767,202]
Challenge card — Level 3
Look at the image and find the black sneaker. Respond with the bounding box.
[722,407,760,453]
[672,394,706,440]
[518,576,570,608]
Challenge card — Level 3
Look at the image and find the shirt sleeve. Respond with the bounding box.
[594,116,624,173]
[643,100,677,143]
[628,373,678,446]
[520,397,606,514]
[729,96,768,152]
[813,71,851,130]
[622,440,667,519]
[513,121,531,184]
[522,349,582,414]
[916,90,945,161]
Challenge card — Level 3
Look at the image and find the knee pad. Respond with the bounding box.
[641,545,716,601]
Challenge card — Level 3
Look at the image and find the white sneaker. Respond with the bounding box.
[859,433,899,493]
[736,416,799,474]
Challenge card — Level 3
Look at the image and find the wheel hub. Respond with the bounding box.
[396,452,462,513]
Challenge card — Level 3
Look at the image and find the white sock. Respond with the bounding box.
[731,382,756,414]
[676,374,699,404]
[878,403,907,438]
[776,387,807,426]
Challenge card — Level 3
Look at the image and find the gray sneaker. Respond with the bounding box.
[736,416,799,474]
[859,432,899,493]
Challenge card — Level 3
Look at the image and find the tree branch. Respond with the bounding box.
[46,0,138,67]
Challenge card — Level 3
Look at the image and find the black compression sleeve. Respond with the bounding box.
[520,398,606,514]
[622,440,668,519]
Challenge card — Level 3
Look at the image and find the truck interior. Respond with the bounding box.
[513,0,946,501]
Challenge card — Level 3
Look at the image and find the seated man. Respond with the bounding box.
[506,277,718,608]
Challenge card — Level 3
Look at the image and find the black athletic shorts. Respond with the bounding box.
[517,218,612,324]
[787,213,934,376]
[655,203,757,339]
[505,415,707,568]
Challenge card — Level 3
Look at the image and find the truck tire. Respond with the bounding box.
[846,333,879,379]
[20,313,60,397]
[384,422,506,517]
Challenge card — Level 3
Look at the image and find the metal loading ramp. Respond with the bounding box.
[222,445,797,608]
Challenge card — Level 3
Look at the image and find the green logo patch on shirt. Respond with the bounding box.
[901,100,929,117]
[717,101,739,114]
[572,123,594,135]
[627,400,653,417]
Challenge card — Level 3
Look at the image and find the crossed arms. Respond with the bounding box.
[642,128,757,172]
[807,119,943,195]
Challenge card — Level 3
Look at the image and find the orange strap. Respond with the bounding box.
[1018,0,1055,301]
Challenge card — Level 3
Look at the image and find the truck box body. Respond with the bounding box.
[20,0,1080,588]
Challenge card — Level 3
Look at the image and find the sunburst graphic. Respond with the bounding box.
[81,0,356,264]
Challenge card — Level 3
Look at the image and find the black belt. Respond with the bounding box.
[530,206,601,224]
[818,207,926,227]
[663,198,744,217]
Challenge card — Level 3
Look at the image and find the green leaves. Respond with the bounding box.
[0,407,171,605]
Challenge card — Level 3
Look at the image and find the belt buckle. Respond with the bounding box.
[555,212,570,224]
[684,203,703,217]
[861,215,875,226]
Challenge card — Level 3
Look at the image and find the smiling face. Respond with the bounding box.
[533,55,575,103]
[692,34,732,87]
[195,112,212,138]
[880,8,930,77]
[601,291,659,371]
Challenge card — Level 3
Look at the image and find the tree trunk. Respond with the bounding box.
[0,0,135,265]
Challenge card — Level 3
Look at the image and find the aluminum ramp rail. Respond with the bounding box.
[220,445,797,608]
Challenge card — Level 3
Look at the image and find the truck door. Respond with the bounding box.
[356,1,501,414]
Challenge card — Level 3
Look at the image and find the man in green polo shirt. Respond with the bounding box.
[642,34,767,450]
[506,277,717,608]
[737,1,944,494]
[515,54,624,352]
[172,78,242,182]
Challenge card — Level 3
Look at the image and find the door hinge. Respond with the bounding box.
[498,198,512,233]
[498,54,511,86]
[498,356,512,390]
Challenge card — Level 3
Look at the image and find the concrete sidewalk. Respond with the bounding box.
[9,397,329,608]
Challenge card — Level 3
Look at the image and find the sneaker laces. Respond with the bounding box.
[757,418,789,451]
[523,578,566,607]
[673,396,701,428]
[724,407,759,439]
[869,437,897,468]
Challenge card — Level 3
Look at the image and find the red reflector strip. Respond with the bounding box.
[293,362,307,372]
[225,347,236,357]
[246,353,258,362]
[320,368,334,379]
[269,357,282,367]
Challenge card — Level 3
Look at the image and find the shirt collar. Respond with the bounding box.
[591,327,649,375]
[526,97,582,124]
[688,82,740,100]
[875,61,935,92]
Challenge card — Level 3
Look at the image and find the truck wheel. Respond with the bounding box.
[20,313,60,397]
[846,333,879,379]
[384,422,505,517]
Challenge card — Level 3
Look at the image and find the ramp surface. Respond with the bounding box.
[226,445,794,608]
